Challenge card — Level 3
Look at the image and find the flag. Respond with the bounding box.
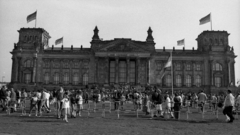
[27,11,37,23]
[177,39,185,46]
[159,54,172,79]
[199,13,211,25]
[55,37,63,45]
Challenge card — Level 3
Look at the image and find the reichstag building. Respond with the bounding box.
[9,27,237,93]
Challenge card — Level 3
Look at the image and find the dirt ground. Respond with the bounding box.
[0,101,239,135]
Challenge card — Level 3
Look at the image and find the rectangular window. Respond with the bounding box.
[119,61,126,84]
[110,61,115,83]
[25,73,31,84]
[196,64,201,71]
[186,64,191,71]
[129,61,135,84]
[176,64,181,70]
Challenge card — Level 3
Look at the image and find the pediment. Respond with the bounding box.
[98,40,149,52]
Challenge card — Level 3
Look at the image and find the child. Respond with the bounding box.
[76,91,83,117]
[61,92,70,123]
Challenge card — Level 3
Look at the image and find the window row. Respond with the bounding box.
[43,73,88,85]
[156,63,202,71]
[43,61,89,69]
[158,74,202,87]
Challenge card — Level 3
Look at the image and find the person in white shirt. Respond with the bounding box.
[198,90,207,112]
[76,90,83,117]
[223,89,235,123]
[62,92,70,123]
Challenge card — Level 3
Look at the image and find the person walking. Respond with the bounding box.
[223,89,235,123]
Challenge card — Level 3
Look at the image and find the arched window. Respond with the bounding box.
[44,73,50,84]
[24,60,32,67]
[63,73,69,84]
[24,73,31,84]
[54,73,59,84]
[73,73,79,85]
[83,73,88,85]
[186,75,191,87]
[215,77,221,87]
[176,75,182,87]
[213,63,222,71]
[156,74,161,84]
[165,74,171,87]
[195,75,201,87]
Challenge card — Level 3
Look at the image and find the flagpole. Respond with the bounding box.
[171,51,173,97]
[35,10,37,28]
[210,13,212,31]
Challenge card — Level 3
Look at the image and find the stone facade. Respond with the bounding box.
[9,27,237,93]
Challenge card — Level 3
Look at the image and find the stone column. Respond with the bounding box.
[182,61,185,87]
[17,57,22,83]
[146,58,150,84]
[105,57,109,84]
[126,58,130,84]
[228,61,231,85]
[50,59,53,83]
[11,57,18,83]
[69,60,72,84]
[32,57,37,83]
[115,58,119,84]
[209,60,213,86]
[60,60,63,84]
[192,61,195,86]
[136,58,140,85]
[95,57,98,84]
[232,61,235,86]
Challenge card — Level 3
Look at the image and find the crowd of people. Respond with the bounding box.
[0,85,240,123]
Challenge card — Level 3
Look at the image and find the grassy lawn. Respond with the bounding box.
[0,101,239,135]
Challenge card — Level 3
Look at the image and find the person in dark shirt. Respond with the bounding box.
[0,86,8,111]
[151,89,163,118]
[56,87,64,119]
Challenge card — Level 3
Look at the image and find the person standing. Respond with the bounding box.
[62,92,70,123]
[223,89,235,123]
[173,93,182,120]
[56,87,64,119]
[198,90,208,113]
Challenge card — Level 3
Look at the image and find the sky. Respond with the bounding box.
[0,0,239,85]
